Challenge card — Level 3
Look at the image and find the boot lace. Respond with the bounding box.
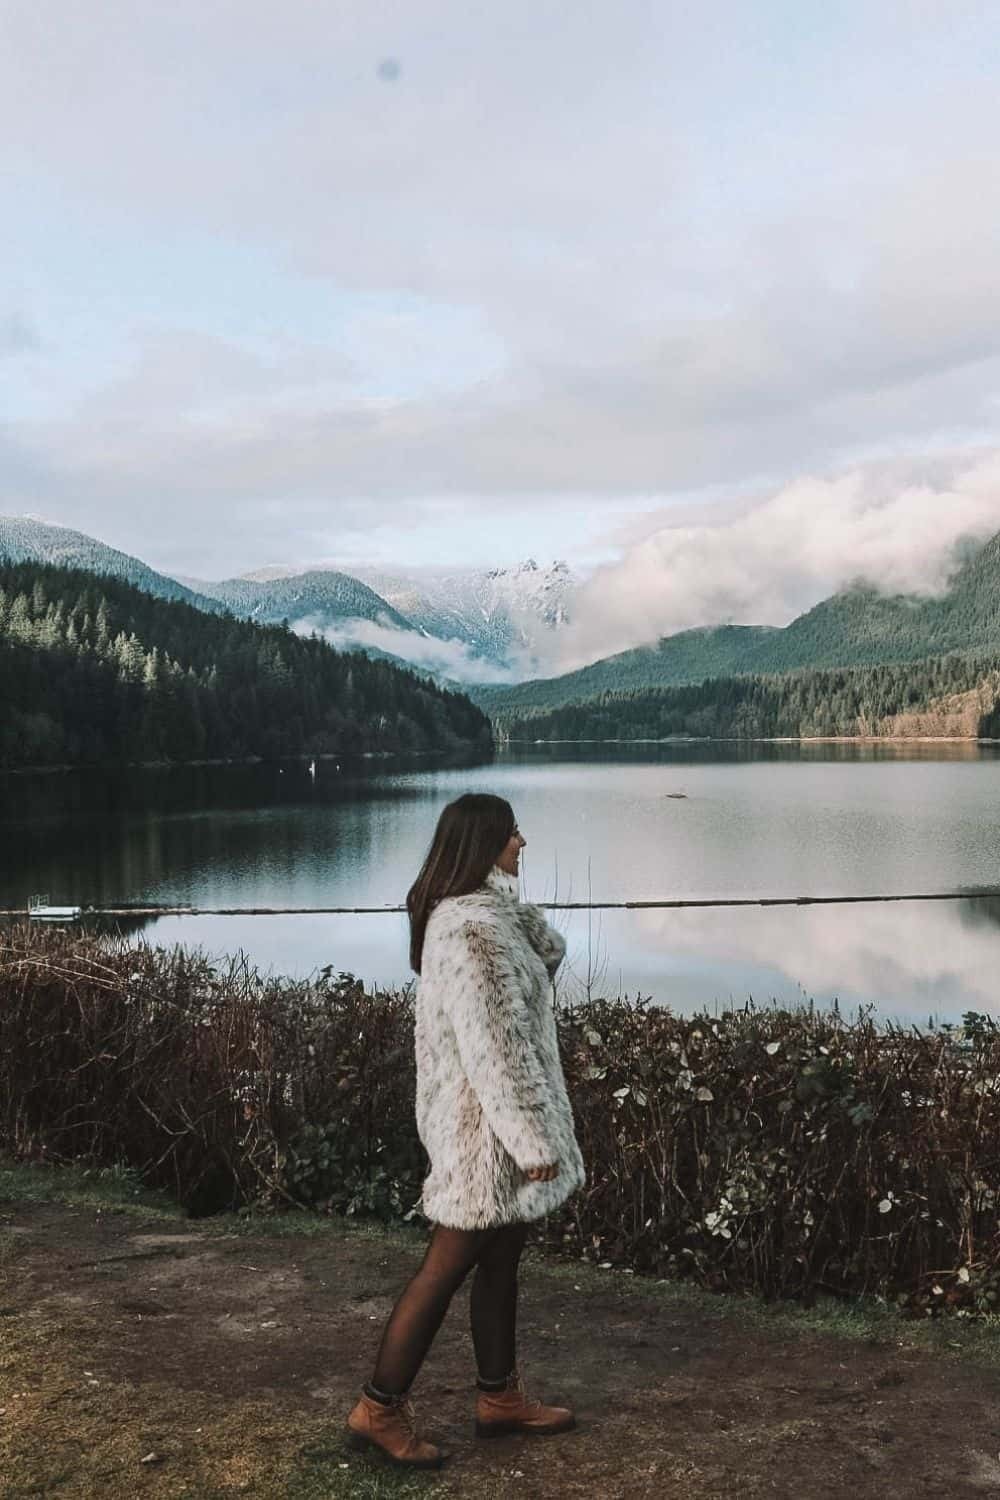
[392,1394,420,1434]
[507,1363,542,1411]
[375,1393,430,1455]
[373,1389,421,1433]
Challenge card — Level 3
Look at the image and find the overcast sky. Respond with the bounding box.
[4,1,1000,650]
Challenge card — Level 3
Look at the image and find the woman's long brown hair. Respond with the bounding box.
[406,792,516,974]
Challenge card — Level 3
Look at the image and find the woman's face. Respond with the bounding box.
[495,819,526,875]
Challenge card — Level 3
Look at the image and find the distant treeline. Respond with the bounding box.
[498,653,1000,741]
[0,560,493,767]
[471,534,1000,718]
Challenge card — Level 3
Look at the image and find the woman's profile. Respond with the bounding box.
[345,791,586,1468]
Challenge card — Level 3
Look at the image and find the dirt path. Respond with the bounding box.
[4,1199,1000,1499]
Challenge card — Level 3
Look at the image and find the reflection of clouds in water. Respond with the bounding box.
[115,899,999,1025]
[137,912,411,990]
[616,900,1000,1020]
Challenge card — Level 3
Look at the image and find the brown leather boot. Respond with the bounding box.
[474,1364,576,1438]
[345,1390,445,1468]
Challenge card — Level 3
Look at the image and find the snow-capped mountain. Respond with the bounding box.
[189,556,580,679]
[0,514,580,683]
[195,556,580,679]
[347,557,578,668]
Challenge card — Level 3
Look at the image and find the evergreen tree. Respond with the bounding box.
[0,559,493,769]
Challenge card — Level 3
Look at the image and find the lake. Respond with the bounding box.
[4,741,1000,1025]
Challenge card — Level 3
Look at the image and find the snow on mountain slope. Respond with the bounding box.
[348,557,578,668]
[0,515,580,684]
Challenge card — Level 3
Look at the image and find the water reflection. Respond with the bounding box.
[562,895,1000,1024]
[16,891,989,1028]
[1,754,475,910]
[6,744,1000,1024]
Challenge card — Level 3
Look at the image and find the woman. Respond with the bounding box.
[345,792,586,1469]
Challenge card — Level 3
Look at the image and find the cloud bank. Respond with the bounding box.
[291,614,523,686]
[3,2,1000,579]
[543,450,1000,673]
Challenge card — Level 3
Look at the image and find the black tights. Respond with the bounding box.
[368,1221,530,1396]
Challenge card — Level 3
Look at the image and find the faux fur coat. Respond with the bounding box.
[413,863,586,1229]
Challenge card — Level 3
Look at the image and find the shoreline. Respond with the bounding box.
[502,733,1000,745]
[0,746,477,778]
[5,735,1000,775]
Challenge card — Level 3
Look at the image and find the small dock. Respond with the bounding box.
[27,893,83,922]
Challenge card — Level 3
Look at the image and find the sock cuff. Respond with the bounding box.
[476,1373,513,1391]
[364,1379,405,1405]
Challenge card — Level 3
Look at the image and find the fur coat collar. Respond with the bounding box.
[413,865,585,1229]
[481,862,521,899]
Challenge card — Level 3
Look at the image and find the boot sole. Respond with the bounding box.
[344,1427,446,1469]
[475,1415,577,1439]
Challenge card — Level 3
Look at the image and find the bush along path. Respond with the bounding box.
[5,923,1000,1313]
[6,1164,1000,1499]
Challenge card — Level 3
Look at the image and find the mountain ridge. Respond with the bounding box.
[191,569,417,634]
[7,514,1000,714]
[0,516,224,616]
[466,531,1000,717]
[0,516,574,679]
[0,556,492,768]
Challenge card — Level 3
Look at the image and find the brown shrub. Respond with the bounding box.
[3,922,999,1314]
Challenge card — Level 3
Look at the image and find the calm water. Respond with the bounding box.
[4,742,1000,1024]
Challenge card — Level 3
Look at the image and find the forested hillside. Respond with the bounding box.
[469,624,780,716]
[471,531,1000,717]
[0,561,493,768]
[0,515,223,613]
[495,653,1000,742]
[195,569,415,633]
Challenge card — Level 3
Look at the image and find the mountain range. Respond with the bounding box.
[188,557,576,674]
[466,533,1000,720]
[0,517,574,682]
[4,514,1000,718]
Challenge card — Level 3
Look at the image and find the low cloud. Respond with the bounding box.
[289,615,522,686]
[543,450,1000,674]
[5,3,1000,575]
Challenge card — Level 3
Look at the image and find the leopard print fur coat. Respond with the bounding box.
[413,863,586,1229]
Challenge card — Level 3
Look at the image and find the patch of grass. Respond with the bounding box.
[718,1280,1000,1365]
[0,1157,179,1221]
[287,1435,448,1499]
[4,1471,79,1498]
[220,1208,430,1247]
[0,1225,28,1271]
[533,1246,1000,1368]
[0,1157,430,1245]
[8,1156,1000,1372]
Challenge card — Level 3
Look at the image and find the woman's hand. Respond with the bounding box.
[524,1162,560,1182]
